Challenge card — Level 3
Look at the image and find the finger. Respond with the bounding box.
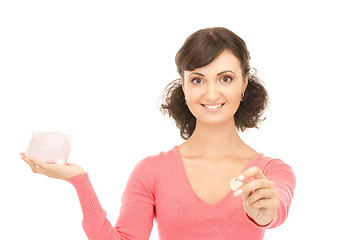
[20,153,33,166]
[22,157,45,174]
[234,179,275,197]
[26,156,49,170]
[249,198,277,209]
[66,162,77,167]
[21,155,48,174]
[20,152,29,162]
[247,188,278,206]
[243,179,275,194]
[21,155,31,166]
[240,166,266,181]
[20,153,32,164]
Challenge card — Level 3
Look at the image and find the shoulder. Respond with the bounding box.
[255,154,294,174]
[256,154,296,190]
[126,147,176,190]
[132,146,176,173]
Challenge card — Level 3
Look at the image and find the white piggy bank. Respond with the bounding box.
[25,131,71,164]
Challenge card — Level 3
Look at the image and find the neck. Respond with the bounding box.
[183,118,245,160]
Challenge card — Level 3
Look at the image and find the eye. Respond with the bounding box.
[221,75,233,83]
[191,78,203,85]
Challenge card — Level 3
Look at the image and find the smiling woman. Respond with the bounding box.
[159,27,269,140]
[21,26,295,240]
[184,51,247,122]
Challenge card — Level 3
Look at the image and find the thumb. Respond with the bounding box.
[65,162,77,166]
[65,162,85,172]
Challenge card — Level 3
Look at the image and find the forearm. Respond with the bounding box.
[67,172,122,240]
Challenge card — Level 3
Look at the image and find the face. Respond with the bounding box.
[182,50,248,126]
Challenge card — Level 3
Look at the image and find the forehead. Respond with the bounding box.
[184,50,242,77]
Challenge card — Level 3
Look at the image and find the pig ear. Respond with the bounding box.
[32,131,40,138]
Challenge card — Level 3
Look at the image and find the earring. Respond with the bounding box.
[241,93,245,102]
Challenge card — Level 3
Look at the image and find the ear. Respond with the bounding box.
[181,78,186,97]
[243,72,249,92]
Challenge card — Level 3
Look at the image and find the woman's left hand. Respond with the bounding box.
[233,166,279,226]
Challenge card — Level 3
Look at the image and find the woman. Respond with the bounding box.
[20,27,296,240]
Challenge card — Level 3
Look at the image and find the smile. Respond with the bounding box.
[201,103,225,111]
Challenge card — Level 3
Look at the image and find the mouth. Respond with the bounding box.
[201,103,225,109]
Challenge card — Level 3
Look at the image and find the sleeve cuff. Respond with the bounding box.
[67,172,104,217]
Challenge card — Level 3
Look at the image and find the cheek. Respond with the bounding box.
[183,88,201,104]
[184,93,204,115]
[225,88,242,103]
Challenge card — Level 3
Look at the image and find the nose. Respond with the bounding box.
[205,81,221,101]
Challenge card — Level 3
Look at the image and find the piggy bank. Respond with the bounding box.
[25,131,71,164]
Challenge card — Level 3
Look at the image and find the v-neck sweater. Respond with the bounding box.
[67,145,296,240]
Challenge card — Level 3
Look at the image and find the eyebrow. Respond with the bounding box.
[188,70,236,77]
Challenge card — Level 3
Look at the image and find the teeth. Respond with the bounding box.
[204,104,222,109]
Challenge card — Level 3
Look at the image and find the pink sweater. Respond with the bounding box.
[67,145,296,240]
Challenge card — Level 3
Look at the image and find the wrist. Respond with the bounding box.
[66,170,86,181]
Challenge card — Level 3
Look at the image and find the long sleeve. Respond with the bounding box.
[245,158,296,229]
[67,172,122,240]
[114,156,156,239]
[67,156,156,240]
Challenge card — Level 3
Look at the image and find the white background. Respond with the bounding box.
[1,0,358,239]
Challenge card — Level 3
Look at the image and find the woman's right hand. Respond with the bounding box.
[20,152,85,181]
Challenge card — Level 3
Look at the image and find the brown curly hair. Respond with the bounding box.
[158,27,269,140]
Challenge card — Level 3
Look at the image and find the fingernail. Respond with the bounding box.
[237,175,244,181]
[234,189,242,196]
